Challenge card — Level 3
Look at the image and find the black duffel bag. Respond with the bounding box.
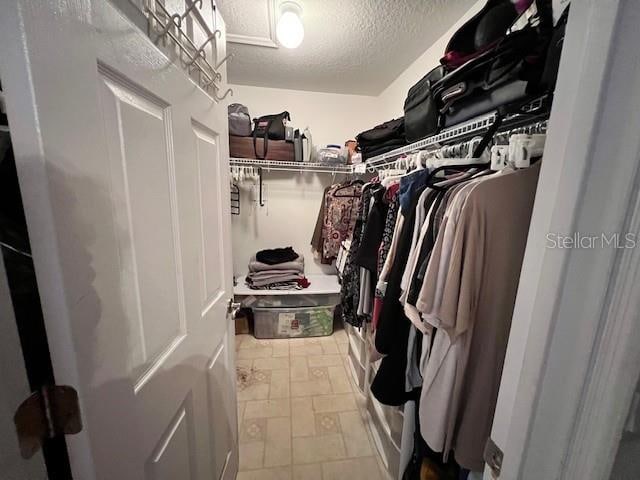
[252,111,291,159]
[403,65,446,143]
[356,117,405,147]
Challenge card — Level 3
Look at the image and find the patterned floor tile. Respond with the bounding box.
[235,331,381,477]
[240,418,267,443]
[315,412,341,436]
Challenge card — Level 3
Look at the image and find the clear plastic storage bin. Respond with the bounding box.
[238,293,340,309]
[253,305,335,339]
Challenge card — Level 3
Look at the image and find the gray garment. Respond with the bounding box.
[246,273,303,287]
[356,196,376,317]
[357,267,373,317]
[248,256,304,273]
[247,269,302,279]
[405,326,423,391]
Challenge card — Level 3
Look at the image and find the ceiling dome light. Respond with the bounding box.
[276,2,304,49]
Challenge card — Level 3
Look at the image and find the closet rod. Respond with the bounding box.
[228,97,550,176]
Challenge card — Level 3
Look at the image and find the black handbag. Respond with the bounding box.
[252,111,291,159]
[403,65,446,143]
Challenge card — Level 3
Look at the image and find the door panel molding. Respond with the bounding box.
[99,66,188,383]
[191,119,225,314]
[146,392,197,480]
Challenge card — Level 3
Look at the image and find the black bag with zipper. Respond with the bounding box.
[433,0,555,127]
[402,0,554,141]
[403,0,532,143]
[252,111,291,159]
[403,65,446,143]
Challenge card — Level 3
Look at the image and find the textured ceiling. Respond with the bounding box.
[216,0,477,95]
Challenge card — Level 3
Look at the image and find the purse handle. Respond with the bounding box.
[253,117,275,160]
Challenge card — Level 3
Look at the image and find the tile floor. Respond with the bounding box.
[235,327,386,480]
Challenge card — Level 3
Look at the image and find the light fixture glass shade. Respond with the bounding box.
[276,3,304,49]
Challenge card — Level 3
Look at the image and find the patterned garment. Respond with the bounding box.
[321,183,361,262]
[377,192,400,278]
[375,190,400,299]
[248,281,302,290]
[341,184,374,327]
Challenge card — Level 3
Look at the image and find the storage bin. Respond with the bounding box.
[346,322,368,365]
[229,135,295,161]
[367,362,404,449]
[347,348,367,393]
[253,305,335,339]
[366,394,401,477]
[239,293,340,309]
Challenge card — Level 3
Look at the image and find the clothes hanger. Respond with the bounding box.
[333,181,361,197]
[423,113,505,190]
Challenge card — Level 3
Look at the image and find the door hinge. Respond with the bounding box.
[14,385,83,459]
[484,437,504,477]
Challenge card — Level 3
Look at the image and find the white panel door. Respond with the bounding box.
[0,1,237,479]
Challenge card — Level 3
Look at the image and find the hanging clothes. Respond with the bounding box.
[370,185,426,405]
[418,164,541,471]
[311,181,361,264]
[372,187,400,330]
[311,186,331,256]
[338,134,543,472]
[340,182,376,327]
[321,182,362,262]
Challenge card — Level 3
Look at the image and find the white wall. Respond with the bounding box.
[378,0,486,120]
[228,85,377,277]
[228,1,485,278]
[229,84,378,149]
[231,171,350,277]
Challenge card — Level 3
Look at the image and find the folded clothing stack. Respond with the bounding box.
[356,117,408,160]
[246,247,310,290]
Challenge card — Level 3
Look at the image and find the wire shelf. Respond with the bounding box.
[228,96,551,175]
[229,158,354,174]
[365,96,550,171]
